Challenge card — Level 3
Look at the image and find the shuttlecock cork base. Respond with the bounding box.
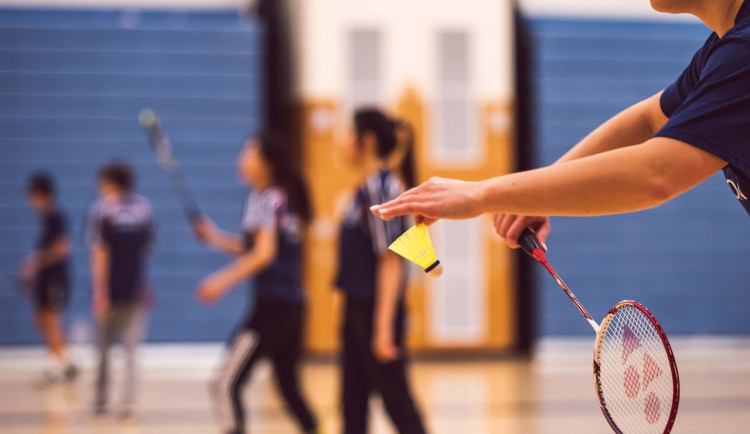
[388,223,444,278]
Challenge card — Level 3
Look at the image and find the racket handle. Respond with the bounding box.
[519,228,545,259]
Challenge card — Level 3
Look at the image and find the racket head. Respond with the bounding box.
[139,108,175,168]
[594,301,679,434]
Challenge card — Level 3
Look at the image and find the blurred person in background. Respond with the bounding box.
[20,172,78,386]
[86,161,155,421]
[192,133,319,434]
[374,0,750,246]
[334,108,427,434]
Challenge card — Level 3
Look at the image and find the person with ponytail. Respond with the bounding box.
[192,132,319,434]
[334,108,427,433]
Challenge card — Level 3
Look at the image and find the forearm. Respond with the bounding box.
[37,238,70,268]
[375,253,403,336]
[208,252,272,291]
[476,138,723,216]
[207,229,244,255]
[90,244,109,299]
[556,92,667,164]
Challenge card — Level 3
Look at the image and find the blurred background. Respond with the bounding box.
[1,0,749,433]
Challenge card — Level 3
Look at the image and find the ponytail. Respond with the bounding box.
[354,108,417,188]
[393,120,416,188]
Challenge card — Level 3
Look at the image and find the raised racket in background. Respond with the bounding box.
[139,108,202,223]
[519,229,680,434]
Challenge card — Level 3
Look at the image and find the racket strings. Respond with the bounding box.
[598,306,675,433]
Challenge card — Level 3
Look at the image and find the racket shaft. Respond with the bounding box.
[519,228,599,333]
[165,166,201,223]
[541,262,600,333]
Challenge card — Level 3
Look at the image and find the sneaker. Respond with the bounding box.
[63,364,79,382]
[32,370,60,388]
[93,404,107,418]
[119,410,136,424]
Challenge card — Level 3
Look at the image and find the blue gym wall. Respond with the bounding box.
[0,8,262,344]
[529,18,750,336]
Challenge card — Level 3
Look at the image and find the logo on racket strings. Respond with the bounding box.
[621,324,664,424]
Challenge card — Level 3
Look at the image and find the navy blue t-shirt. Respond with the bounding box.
[656,0,750,216]
[36,209,69,284]
[86,193,155,305]
[242,187,305,303]
[335,170,408,301]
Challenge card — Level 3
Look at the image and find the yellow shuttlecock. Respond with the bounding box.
[388,223,444,278]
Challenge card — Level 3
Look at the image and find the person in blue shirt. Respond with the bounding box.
[373,0,750,248]
[21,172,78,385]
[192,133,319,434]
[335,108,427,434]
[86,162,155,420]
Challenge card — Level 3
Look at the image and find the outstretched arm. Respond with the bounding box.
[195,228,277,304]
[493,91,668,247]
[192,217,244,256]
[374,137,725,221]
[556,91,668,164]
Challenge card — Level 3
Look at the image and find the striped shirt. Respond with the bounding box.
[242,187,305,303]
[335,170,409,300]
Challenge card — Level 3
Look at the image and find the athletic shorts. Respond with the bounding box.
[33,275,69,311]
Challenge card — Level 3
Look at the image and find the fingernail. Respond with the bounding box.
[369,205,380,213]
[542,242,548,252]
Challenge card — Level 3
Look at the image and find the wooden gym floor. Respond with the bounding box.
[0,338,748,433]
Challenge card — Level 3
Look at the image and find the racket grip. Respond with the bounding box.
[519,228,544,259]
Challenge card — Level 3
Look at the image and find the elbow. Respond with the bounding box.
[254,249,277,271]
[643,171,677,206]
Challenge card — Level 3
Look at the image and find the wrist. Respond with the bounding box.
[473,179,495,215]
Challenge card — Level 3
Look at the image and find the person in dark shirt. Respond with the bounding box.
[373,1,750,247]
[192,133,319,434]
[86,162,154,420]
[20,172,78,385]
[334,109,426,434]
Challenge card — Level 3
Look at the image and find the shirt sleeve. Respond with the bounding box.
[244,190,283,232]
[655,38,750,177]
[364,175,406,256]
[660,41,708,117]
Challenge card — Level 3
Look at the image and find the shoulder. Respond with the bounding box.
[706,34,750,66]
[128,193,154,215]
[87,198,104,217]
[264,186,288,208]
[250,187,287,210]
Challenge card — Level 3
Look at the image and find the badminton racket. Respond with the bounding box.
[519,229,680,433]
[139,108,202,223]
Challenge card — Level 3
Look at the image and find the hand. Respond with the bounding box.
[192,217,216,244]
[372,177,484,225]
[19,256,37,284]
[92,291,109,321]
[493,215,550,250]
[372,326,400,362]
[196,275,227,305]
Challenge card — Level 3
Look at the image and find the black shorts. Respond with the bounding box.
[33,275,69,311]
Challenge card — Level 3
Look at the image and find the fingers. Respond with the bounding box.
[493,215,551,251]
[378,201,433,221]
[496,214,516,242]
[505,217,529,249]
[370,177,441,220]
[415,215,439,226]
[534,219,551,248]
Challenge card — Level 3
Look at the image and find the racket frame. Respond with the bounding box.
[519,228,680,433]
[139,109,202,223]
[593,300,680,434]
